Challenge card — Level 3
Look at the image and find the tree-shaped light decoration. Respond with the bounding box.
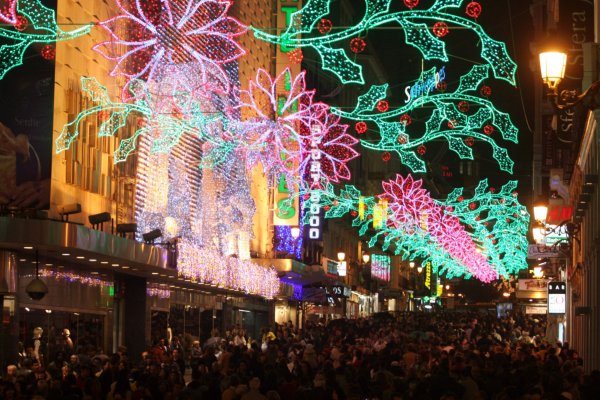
[93,0,247,99]
[307,175,529,282]
[441,179,529,277]
[0,0,92,79]
[332,65,518,173]
[253,0,516,86]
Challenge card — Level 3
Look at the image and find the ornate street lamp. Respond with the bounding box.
[539,49,600,111]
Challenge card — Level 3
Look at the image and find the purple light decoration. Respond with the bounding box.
[274,197,304,259]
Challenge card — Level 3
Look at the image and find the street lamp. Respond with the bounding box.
[290,227,301,239]
[539,49,600,111]
[362,253,370,264]
[533,198,548,224]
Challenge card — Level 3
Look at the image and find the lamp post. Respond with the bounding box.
[539,49,600,111]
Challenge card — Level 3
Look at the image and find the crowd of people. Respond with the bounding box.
[1,311,600,400]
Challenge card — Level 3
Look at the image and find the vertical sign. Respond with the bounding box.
[306,124,322,240]
[548,281,566,314]
[273,1,302,226]
[424,261,431,289]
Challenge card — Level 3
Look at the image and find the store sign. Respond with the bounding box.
[306,124,322,240]
[548,281,567,314]
[273,174,299,225]
[404,66,446,104]
[527,244,562,259]
[371,255,391,281]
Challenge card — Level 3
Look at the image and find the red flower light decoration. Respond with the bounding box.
[480,85,492,97]
[458,101,469,113]
[318,19,332,34]
[403,0,419,9]
[433,22,449,37]
[355,121,367,134]
[350,38,366,53]
[464,136,474,147]
[466,2,482,18]
[483,125,494,135]
[382,152,391,162]
[417,145,426,155]
[40,44,55,60]
[376,100,389,112]
[288,48,303,64]
[14,15,28,31]
[299,110,360,183]
[0,0,17,25]
[93,0,247,99]
[400,114,412,126]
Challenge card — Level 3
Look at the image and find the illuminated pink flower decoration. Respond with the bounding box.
[0,0,17,25]
[94,0,247,99]
[239,68,318,175]
[380,174,432,225]
[299,111,359,184]
[379,174,497,282]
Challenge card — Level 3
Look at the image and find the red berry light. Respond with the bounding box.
[41,45,55,60]
[417,145,426,155]
[400,114,412,126]
[433,22,449,37]
[458,101,469,112]
[480,85,492,97]
[376,100,389,112]
[15,15,28,31]
[403,0,419,9]
[466,2,482,18]
[350,38,366,53]
[355,121,368,134]
[483,125,494,135]
[318,19,332,34]
[288,48,303,64]
[397,134,408,144]
[464,136,474,147]
[382,152,391,162]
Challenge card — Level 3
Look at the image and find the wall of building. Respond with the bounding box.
[51,1,137,226]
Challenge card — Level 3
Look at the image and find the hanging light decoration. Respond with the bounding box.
[350,37,366,53]
[465,2,482,18]
[318,18,333,34]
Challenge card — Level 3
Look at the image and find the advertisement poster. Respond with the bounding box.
[0,2,56,210]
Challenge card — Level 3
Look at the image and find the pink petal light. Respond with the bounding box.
[380,174,497,282]
[93,0,247,100]
[0,0,17,25]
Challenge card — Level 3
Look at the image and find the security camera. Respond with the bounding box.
[25,278,48,301]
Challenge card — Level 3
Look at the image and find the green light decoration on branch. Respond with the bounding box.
[0,0,92,79]
[303,175,529,281]
[442,179,530,277]
[332,65,518,173]
[253,0,517,86]
[55,76,231,163]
